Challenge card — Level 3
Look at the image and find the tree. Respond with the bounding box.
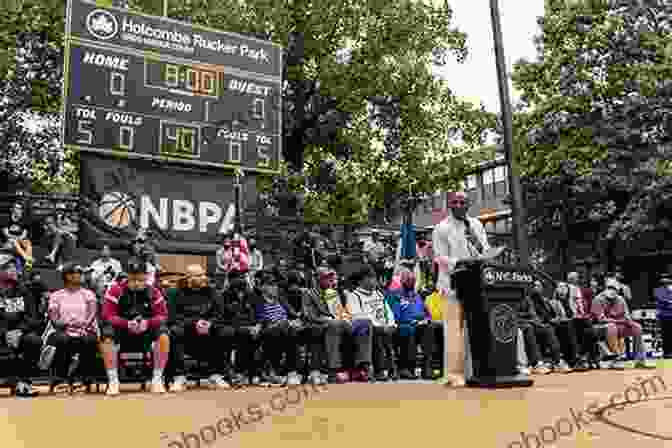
[172,0,496,223]
[511,0,672,252]
[0,1,74,193]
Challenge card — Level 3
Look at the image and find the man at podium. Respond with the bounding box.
[432,191,491,386]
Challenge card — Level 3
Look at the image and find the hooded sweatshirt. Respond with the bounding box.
[387,288,428,336]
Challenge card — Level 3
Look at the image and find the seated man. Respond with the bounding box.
[519,285,572,374]
[100,258,170,395]
[387,268,440,380]
[0,275,42,397]
[283,270,328,385]
[253,267,302,386]
[591,279,655,370]
[528,280,587,371]
[44,262,100,389]
[345,265,397,381]
[166,264,232,392]
[218,274,262,386]
[303,267,373,384]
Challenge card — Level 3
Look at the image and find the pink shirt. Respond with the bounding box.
[48,288,99,338]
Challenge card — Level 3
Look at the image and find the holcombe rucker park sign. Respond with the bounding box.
[62,0,283,174]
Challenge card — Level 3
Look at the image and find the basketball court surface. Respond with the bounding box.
[1,361,670,448]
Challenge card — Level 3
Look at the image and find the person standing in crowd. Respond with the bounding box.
[363,231,386,282]
[432,191,490,387]
[529,280,587,371]
[89,245,122,298]
[283,270,328,385]
[166,264,232,392]
[592,278,655,369]
[217,275,262,386]
[654,273,672,359]
[100,258,170,396]
[254,267,303,386]
[44,262,100,390]
[44,203,77,266]
[0,201,33,286]
[518,283,572,374]
[0,274,42,397]
[345,265,397,381]
[303,267,370,383]
[248,237,264,281]
[216,233,250,287]
[387,268,440,380]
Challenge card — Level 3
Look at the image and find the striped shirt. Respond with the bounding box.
[256,300,288,323]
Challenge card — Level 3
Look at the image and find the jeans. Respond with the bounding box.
[372,325,396,372]
[397,322,440,371]
[1,330,42,382]
[169,324,232,376]
[45,331,99,379]
[324,319,372,370]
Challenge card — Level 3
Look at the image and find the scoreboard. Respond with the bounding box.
[62,0,283,174]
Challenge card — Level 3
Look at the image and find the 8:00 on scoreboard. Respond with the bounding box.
[63,42,281,171]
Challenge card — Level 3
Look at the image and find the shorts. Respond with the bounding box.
[101,324,169,352]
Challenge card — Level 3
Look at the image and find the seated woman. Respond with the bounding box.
[44,262,100,391]
[554,282,601,368]
[387,268,439,380]
[591,279,655,370]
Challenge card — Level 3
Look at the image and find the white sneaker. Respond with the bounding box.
[610,359,627,370]
[532,363,551,375]
[554,360,573,373]
[150,378,166,394]
[209,374,231,389]
[518,366,532,376]
[106,382,120,396]
[308,370,323,385]
[286,371,302,386]
[170,376,187,393]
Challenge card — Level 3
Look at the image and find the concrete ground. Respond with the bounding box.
[1,361,670,448]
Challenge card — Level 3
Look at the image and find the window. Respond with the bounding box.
[482,168,495,199]
[494,165,508,198]
[494,165,507,182]
[466,175,477,191]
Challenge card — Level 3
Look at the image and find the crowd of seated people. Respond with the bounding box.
[0,243,661,398]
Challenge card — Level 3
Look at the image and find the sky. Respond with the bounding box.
[433,0,545,113]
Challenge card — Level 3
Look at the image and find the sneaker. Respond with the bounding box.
[209,374,231,389]
[308,370,323,385]
[518,366,532,376]
[261,371,286,387]
[15,381,38,398]
[150,378,166,394]
[170,375,187,393]
[554,360,573,373]
[286,371,302,386]
[610,359,627,370]
[106,382,120,396]
[398,369,418,380]
[328,370,349,384]
[247,376,262,387]
[634,359,656,369]
[375,370,389,382]
[532,363,551,375]
[573,360,590,372]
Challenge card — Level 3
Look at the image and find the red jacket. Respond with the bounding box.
[102,280,168,331]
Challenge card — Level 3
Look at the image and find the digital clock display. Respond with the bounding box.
[62,0,283,173]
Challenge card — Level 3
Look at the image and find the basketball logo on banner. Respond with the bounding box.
[98,192,136,229]
[489,303,516,344]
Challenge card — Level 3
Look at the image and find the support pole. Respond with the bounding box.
[489,0,529,267]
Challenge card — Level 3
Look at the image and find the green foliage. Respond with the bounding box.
[512,0,672,241]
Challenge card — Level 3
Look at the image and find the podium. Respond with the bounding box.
[452,260,534,388]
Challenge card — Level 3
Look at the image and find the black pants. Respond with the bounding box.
[372,326,396,372]
[297,325,326,372]
[572,318,600,361]
[324,319,373,370]
[520,323,562,366]
[0,331,42,382]
[169,324,231,377]
[261,321,300,373]
[225,326,260,377]
[397,322,440,370]
[660,319,672,358]
[45,331,99,379]
[551,320,581,365]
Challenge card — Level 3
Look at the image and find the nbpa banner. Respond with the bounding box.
[79,153,256,246]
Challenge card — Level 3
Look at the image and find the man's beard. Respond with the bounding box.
[451,208,467,220]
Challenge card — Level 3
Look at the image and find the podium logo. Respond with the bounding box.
[483,268,497,285]
[489,304,516,344]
